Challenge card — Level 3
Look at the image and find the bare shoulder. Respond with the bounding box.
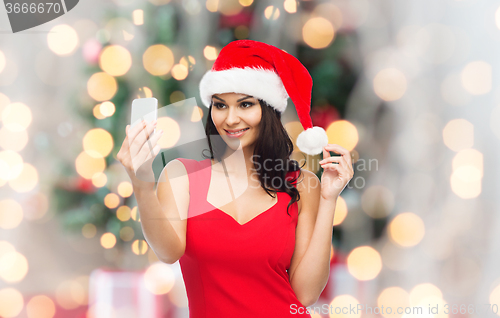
[169,158,187,173]
[295,169,321,215]
[295,169,320,194]
[158,158,193,186]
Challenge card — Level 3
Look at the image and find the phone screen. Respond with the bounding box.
[131,98,158,133]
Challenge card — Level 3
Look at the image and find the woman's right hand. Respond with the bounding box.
[117,119,163,192]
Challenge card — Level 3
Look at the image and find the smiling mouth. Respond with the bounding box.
[225,128,249,135]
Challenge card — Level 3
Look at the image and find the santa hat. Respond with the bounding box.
[199,40,329,156]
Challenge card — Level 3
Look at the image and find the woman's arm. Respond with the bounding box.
[288,169,335,307]
[116,122,189,264]
[135,159,189,264]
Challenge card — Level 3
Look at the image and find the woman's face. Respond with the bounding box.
[211,93,262,151]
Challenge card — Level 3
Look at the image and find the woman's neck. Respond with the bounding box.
[213,145,256,178]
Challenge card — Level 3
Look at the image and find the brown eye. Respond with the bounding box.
[241,102,254,108]
[214,103,226,109]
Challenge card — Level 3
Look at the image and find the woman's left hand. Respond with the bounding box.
[318,144,354,201]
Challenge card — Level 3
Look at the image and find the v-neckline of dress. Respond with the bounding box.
[205,158,280,227]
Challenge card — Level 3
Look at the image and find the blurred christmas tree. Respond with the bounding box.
[52,1,185,256]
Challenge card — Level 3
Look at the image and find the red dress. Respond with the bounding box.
[176,158,313,318]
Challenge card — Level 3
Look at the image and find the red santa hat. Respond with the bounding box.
[199,39,329,156]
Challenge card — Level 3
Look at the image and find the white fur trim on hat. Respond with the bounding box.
[199,66,289,112]
[296,126,329,155]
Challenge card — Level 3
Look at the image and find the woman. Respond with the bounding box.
[117,40,354,317]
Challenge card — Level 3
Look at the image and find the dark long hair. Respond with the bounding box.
[202,99,304,216]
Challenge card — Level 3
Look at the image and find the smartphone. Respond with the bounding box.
[131,97,158,133]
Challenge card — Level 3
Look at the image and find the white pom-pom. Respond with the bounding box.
[296,126,329,155]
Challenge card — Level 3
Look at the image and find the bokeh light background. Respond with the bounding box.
[1,0,500,317]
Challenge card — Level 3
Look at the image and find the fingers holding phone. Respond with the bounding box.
[117,98,160,190]
[128,119,158,164]
[128,120,163,169]
[118,121,162,189]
